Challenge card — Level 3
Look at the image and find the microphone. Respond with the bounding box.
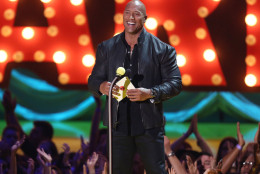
[116,67,126,77]
[125,69,131,77]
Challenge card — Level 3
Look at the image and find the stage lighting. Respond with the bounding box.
[13,51,24,62]
[70,0,83,6]
[245,14,257,26]
[177,54,186,67]
[145,18,158,30]
[0,50,8,62]
[211,74,222,86]
[22,27,35,40]
[78,35,90,46]
[1,26,12,37]
[195,28,207,40]
[53,51,66,64]
[245,34,256,46]
[245,74,257,87]
[203,49,216,62]
[182,74,192,86]
[82,54,95,67]
[58,73,70,84]
[169,35,180,46]
[34,51,46,62]
[163,20,175,31]
[245,55,256,67]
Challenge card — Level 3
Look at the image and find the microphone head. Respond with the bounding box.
[125,69,132,77]
[116,67,126,77]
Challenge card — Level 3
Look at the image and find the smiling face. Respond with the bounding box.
[123,0,147,35]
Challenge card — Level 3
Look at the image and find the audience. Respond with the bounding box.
[1,89,260,174]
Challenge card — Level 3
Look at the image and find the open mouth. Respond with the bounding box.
[127,22,136,25]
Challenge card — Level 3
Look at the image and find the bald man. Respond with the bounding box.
[88,1,182,173]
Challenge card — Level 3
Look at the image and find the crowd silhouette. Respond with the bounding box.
[0,90,259,174]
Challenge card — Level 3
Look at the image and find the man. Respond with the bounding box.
[88,0,182,173]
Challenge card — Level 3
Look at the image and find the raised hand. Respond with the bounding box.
[2,90,16,113]
[163,135,172,154]
[62,143,71,166]
[254,122,260,143]
[186,155,198,174]
[102,162,108,174]
[11,135,25,153]
[191,114,198,135]
[87,152,99,174]
[27,158,35,174]
[237,122,245,148]
[37,148,52,166]
[168,167,176,174]
[80,135,90,154]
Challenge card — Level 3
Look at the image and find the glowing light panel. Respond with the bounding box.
[0,50,8,63]
[22,27,35,40]
[245,74,257,87]
[82,54,95,67]
[245,14,257,26]
[145,18,158,30]
[203,49,216,62]
[70,0,83,6]
[176,54,186,67]
[53,51,66,64]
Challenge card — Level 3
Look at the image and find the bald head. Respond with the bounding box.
[126,0,147,17]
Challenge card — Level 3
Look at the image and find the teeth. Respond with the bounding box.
[127,22,135,25]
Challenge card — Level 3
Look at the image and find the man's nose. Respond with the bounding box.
[130,13,134,19]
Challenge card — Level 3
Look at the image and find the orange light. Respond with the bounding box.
[58,73,70,84]
[13,51,24,62]
[182,74,192,86]
[163,20,175,31]
[245,34,256,46]
[198,7,209,18]
[74,14,86,26]
[115,0,125,4]
[1,26,12,37]
[34,51,46,62]
[211,74,222,86]
[53,51,66,64]
[114,13,123,24]
[0,73,3,82]
[44,7,56,18]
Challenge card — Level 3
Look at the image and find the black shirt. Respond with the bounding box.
[113,33,145,136]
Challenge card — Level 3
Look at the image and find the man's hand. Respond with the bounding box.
[126,88,152,101]
[99,81,120,96]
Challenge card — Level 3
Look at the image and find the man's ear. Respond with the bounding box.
[144,16,147,22]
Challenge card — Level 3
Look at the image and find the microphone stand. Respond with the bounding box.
[108,75,120,174]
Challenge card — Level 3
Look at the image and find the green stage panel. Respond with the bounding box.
[0,121,258,142]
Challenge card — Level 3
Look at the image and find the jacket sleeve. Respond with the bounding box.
[88,43,108,97]
[151,45,182,103]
